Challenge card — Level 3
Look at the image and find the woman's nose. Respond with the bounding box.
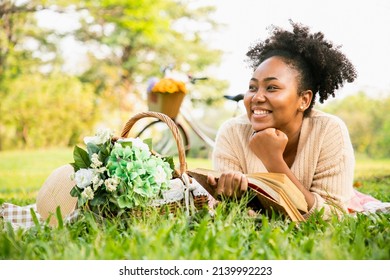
[251,89,266,102]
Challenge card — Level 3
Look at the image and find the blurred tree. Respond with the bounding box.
[71,0,221,83]
[0,0,61,81]
[322,92,390,159]
[0,73,96,149]
[0,0,65,149]
[0,0,226,150]
[369,96,390,158]
[68,0,225,123]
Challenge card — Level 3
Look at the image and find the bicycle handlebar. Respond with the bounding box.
[160,64,208,84]
[223,93,244,102]
[188,75,208,84]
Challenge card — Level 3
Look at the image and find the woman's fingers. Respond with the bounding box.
[207,174,217,186]
[215,172,247,198]
[206,174,218,197]
[216,174,226,197]
[240,174,248,193]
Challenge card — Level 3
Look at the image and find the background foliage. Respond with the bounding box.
[1,0,389,159]
[321,92,390,159]
[0,0,225,151]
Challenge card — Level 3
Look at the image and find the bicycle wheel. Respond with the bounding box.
[135,119,190,156]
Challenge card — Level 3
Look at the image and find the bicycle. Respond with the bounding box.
[132,67,244,157]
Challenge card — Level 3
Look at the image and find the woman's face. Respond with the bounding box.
[244,56,307,134]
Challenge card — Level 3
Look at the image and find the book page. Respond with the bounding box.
[247,177,280,202]
[248,173,307,213]
[253,190,304,222]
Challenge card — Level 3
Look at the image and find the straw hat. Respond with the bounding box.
[36,164,77,226]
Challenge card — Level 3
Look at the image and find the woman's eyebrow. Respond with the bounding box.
[263,76,278,82]
[250,76,278,82]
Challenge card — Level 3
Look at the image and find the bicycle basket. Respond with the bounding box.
[147,91,185,119]
[121,111,210,215]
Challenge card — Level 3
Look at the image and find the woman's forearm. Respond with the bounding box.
[265,160,315,210]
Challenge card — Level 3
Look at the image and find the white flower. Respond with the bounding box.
[81,186,94,200]
[95,166,107,173]
[131,137,150,152]
[90,153,102,168]
[113,142,122,149]
[118,137,151,155]
[84,128,113,145]
[92,175,104,190]
[105,177,120,192]
[74,168,94,189]
[155,165,168,185]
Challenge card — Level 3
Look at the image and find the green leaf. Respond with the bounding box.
[87,142,100,156]
[163,156,175,174]
[30,207,40,227]
[70,186,80,197]
[118,195,133,208]
[119,141,132,148]
[69,162,79,172]
[144,138,153,151]
[99,144,111,163]
[56,206,64,229]
[77,196,87,208]
[73,145,91,169]
[89,195,106,206]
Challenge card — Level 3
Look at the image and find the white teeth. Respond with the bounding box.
[253,110,270,115]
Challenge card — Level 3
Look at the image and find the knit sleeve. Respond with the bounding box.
[212,120,245,173]
[307,116,355,219]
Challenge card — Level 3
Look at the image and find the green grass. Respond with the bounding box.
[354,154,390,179]
[0,148,389,260]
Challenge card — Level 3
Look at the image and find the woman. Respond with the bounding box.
[208,22,374,219]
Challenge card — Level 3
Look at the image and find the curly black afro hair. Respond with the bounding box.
[246,21,357,115]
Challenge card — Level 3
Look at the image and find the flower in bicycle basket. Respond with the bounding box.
[150,78,187,94]
[70,128,174,217]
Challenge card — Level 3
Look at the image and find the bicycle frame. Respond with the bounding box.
[179,107,215,149]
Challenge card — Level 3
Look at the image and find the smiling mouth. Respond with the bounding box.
[252,109,271,116]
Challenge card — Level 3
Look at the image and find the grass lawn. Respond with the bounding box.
[0,148,389,260]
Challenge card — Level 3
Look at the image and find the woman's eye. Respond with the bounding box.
[248,85,257,92]
[267,85,278,91]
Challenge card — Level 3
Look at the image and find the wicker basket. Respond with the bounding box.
[120,111,210,215]
[147,91,185,119]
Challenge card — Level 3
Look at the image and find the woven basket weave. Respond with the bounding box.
[120,111,209,215]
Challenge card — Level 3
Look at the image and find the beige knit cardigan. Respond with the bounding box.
[212,109,355,219]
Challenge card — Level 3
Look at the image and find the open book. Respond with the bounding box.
[187,168,308,222]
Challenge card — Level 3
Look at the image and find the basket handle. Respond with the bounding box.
[120,111,187,176]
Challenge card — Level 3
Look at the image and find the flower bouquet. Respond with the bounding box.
[147,78,187,119]
[70,128,175,218]
[150,78,187,95]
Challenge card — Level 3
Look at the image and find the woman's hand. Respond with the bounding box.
[206,171,248,199]
[249,128,288,169]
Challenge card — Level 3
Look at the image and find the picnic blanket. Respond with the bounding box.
[0,203,79,230]
[348,189,390,214]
